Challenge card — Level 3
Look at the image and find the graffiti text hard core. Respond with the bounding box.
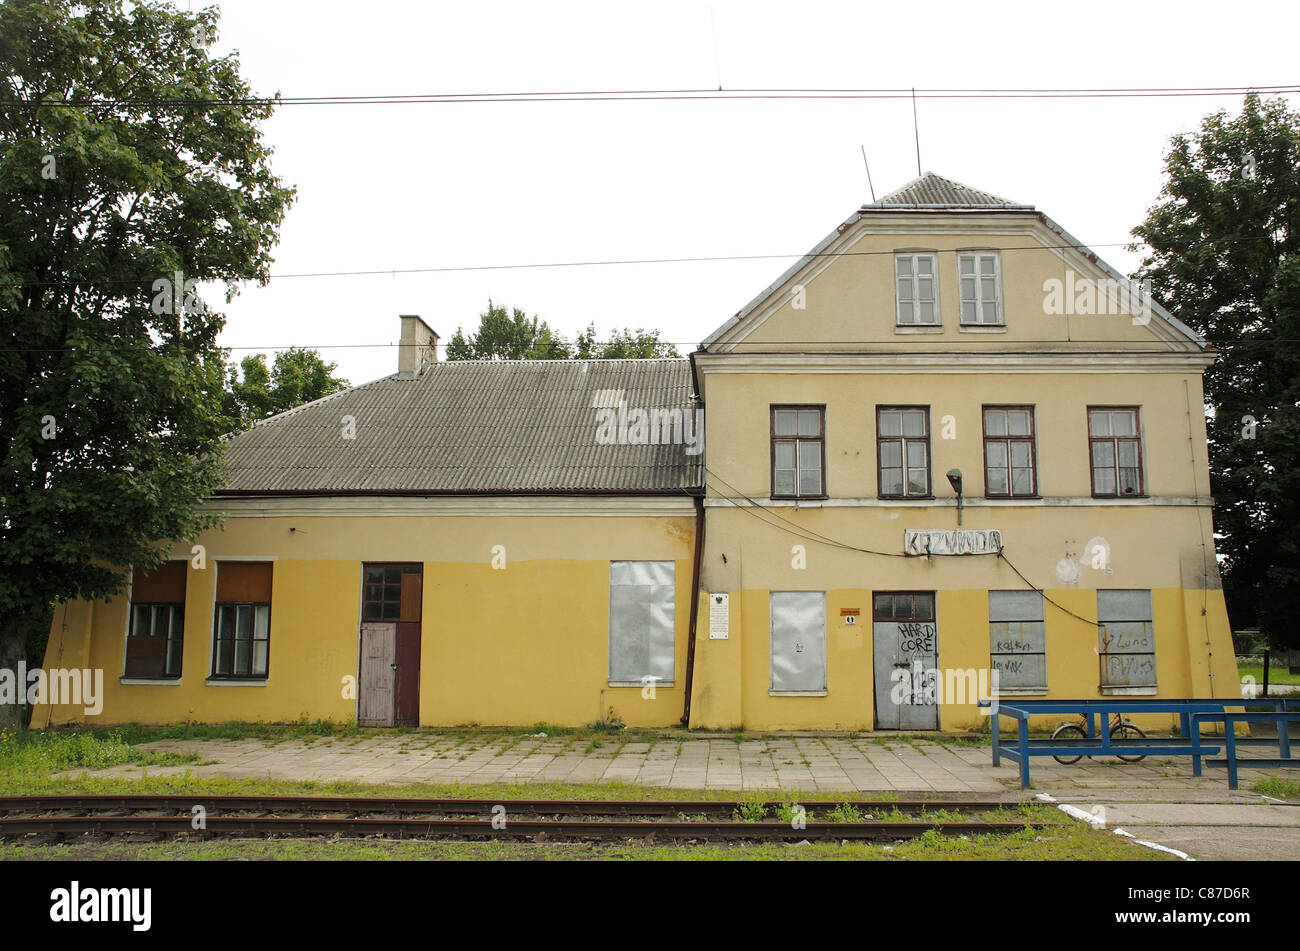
[897,623,936,655]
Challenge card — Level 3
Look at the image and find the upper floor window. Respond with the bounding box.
[212,561,273,679]
[959,252,1002,325]
[877,407,930,498]
[126,561,186,679]
[1088,407,1144,497]
[983,406,1037,497]
[895,253,938,326]
[771,406,825,498]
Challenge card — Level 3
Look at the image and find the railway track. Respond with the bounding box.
[0,794,1039,843]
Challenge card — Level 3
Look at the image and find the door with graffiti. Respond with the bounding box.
[872,591,939,730]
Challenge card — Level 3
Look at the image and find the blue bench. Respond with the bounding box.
[980,698,1231,789]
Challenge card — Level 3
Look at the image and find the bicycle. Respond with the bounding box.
[1050,713,1147,765]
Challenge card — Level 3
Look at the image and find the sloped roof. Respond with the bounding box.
[864,172,1031,210]
[215,359,703,495]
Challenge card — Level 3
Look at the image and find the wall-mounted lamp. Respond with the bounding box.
[946,469,964,525]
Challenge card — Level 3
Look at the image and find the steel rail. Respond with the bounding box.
[0,794,1017,815]
[0,814,1035,841]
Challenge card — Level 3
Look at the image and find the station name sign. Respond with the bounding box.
[904,529,1003,556]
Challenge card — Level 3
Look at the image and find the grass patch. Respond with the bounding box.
[1237,664,1300,686]
[1254,774,1300,800]
[0,728,201,780]
[731,794,767,822]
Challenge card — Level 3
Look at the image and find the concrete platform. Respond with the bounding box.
[53,730,1300,858]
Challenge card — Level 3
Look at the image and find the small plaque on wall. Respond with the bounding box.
[708,593,729,640]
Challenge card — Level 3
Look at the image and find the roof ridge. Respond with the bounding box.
[438,356,687,365]
[864,171,1030,209]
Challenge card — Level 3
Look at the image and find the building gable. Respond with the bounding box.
[701,173,1206,357]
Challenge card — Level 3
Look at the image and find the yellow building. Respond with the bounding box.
[37,173,1239,732]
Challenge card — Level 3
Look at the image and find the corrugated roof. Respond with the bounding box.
[216,359,704,495]
[863,172,1031,210]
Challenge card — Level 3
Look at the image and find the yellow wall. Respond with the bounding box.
[37,512,696,728]
[686,215,1238,731]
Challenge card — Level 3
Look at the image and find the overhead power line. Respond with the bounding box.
[1,234,1277,291]
[4,84,1298,109]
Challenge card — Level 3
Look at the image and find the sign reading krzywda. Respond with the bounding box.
[904,529,1003,556]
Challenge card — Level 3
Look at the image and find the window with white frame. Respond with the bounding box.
[895,253,938,326]
[608,561,675,686]
[1097,589,1156,690]
[958,252,1002,325]
[989,590,1046,692]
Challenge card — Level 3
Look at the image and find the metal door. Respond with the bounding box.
[872,591,939,730]
[358,622,397,726]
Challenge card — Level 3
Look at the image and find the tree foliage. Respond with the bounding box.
[224,348,348,426]
[0,0,295,709]
[446,300,679,360]
[1133,93,1300,648]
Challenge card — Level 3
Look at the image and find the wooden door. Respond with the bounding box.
[358,621,397,726]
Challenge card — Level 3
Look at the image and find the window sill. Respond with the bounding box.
[1092,495,1148,501]
[770,496,828,503]
[770,689,828,697]
[205,678,269,687]
[985,495,1040,501]
[1101,685,1158,696]
[608,681,675,688]
[958,324,1007,333]
[994,688,1048,696]
[878,496,935,502]
[120,678,183,686]
[894,325,943,334]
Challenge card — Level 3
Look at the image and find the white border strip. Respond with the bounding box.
[1035,792,1193,861]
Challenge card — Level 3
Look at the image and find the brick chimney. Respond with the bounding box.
[398,315,439,377]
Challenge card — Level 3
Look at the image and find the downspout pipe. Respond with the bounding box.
[681,492,706,728]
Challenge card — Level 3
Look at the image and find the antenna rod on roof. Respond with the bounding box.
[860,144,876,202]
[911,87,922,176]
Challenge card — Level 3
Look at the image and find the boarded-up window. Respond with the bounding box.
[770,591,826,693]
[609,561,675,686]
[989,590,1046,692]
[126,562,186,679]
[213,562,273,679]
[1098,589,1155,689]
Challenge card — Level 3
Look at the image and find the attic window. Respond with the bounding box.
[959,252,1003,325]
[895,253,938,326]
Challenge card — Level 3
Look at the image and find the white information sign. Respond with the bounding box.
[708,593,730,640]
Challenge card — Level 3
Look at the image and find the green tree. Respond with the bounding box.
[226,347,348,426]
[446,299,571,360]
[0,0,295,726]
[446,303,679,361]
[1132,93,1300,649]
[584,324,679,359]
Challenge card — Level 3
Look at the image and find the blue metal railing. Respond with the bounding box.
[980,697,1300,789]
[1192,709,1300,789]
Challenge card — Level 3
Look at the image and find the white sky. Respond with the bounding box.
[203,0,1300,385]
